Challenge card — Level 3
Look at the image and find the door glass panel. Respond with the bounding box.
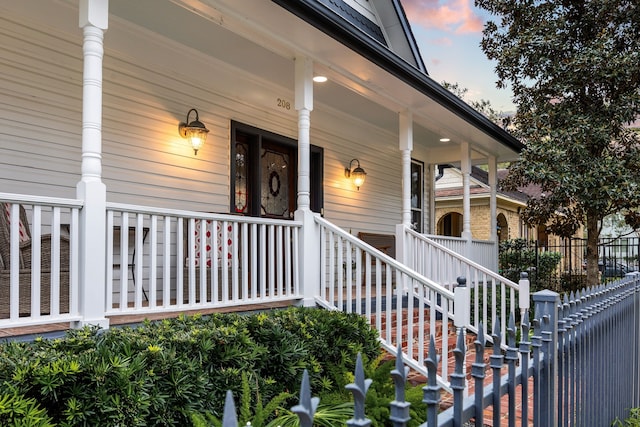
[261,147,290,217]
[411,160,423,232]
[234,142,249,213]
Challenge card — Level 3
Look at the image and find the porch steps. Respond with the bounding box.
[372,308,533,426]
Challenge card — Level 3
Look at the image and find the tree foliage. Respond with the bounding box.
[441,81,505,125]
[476,0,640,284]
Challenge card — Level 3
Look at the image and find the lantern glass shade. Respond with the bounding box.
[345,159,366,190]
[185,127,208,154]
[178,109,209,155]
[352,167,366,189]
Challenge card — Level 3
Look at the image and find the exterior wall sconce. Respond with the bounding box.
[178,108,209,155]
[345,158,366,190]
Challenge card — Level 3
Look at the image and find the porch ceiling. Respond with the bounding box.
[109,0,521,164]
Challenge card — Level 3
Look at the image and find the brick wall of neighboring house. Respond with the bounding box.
[434,204,524,241]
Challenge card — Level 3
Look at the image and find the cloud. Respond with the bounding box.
[431,37,453,46]
[402,0,484,34]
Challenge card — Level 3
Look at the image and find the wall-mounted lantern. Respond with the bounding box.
[178,108,209,155]
[345,159,366,190]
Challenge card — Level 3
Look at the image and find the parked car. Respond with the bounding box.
[581,260,637,278]
[601,261,636,278]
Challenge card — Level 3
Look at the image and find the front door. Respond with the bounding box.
[260,141,295,218]
[231,121,322,218]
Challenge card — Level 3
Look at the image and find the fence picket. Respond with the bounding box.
[390,345,411,427]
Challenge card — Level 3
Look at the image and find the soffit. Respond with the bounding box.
[108,0,521,163]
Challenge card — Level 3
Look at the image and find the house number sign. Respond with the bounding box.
[276,98,291,110]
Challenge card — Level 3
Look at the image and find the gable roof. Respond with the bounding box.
[435,166,529,204]
[307,0,427,73]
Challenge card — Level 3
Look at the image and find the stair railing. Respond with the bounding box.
[399,225,528,343]
[315,216,461,390]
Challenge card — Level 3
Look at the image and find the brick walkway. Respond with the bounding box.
[374,308,534,426]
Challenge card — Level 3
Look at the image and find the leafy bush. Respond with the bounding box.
[613,408,640,426]
[0,393,54,426]
[0,307,380,426]
[499,238,562,291]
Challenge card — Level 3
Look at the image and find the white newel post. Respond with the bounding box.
[75,0,109,328]
[396,111,413,266]
[460,142,472,256]
[293,56,319,307]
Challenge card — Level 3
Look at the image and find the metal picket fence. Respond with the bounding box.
[220,274,640,426]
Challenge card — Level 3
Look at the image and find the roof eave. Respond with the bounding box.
[272,0,524,154]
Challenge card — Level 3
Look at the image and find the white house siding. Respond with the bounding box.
[1,1,413,239]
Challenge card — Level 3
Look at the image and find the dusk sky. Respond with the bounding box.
[402,0,516,113]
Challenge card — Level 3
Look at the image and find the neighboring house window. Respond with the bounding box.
[497,213,508,242]
[231,121,323,218]
[411,159,424,232]
[537,224,549,249]
[438,212,462,237]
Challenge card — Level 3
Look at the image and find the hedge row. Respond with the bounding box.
[0,307,380,426]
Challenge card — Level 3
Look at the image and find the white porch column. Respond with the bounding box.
[460,142,472,242]
[488,156,499,271]
[399,111,413,227]
[396,111,413,266]
[488,156,498,242]
[293,56,319,307]
[75,0,109,328]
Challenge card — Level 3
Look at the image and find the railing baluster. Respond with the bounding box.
[32,205,43,317]
[119,212,129,310]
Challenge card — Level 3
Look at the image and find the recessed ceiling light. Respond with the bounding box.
[313,75,328,83]
[439,138,451,142]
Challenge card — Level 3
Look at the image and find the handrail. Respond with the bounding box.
[107,202,302,227]
[407,227,518,290]
[0,192,83,208]
[403,225,525,343]
[314,216,454,298]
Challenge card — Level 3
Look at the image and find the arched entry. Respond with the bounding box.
[497,213,508,242]
[437,212,463,237]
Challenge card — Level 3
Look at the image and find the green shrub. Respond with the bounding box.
[0,393,54,426]
[0,307,380,426]
[614,408,640,426]
[499,238,562,291]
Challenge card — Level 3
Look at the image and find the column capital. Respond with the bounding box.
[79,0,109,30]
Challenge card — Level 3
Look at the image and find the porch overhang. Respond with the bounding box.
[108,0,522,164]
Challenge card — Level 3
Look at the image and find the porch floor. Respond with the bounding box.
[0,299,295,340]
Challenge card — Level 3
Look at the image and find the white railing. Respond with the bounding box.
[424,234,498,271]
[105,203,302,317]
[0,193,82,327]
[315,216,458,390]
[404,226,524,341]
